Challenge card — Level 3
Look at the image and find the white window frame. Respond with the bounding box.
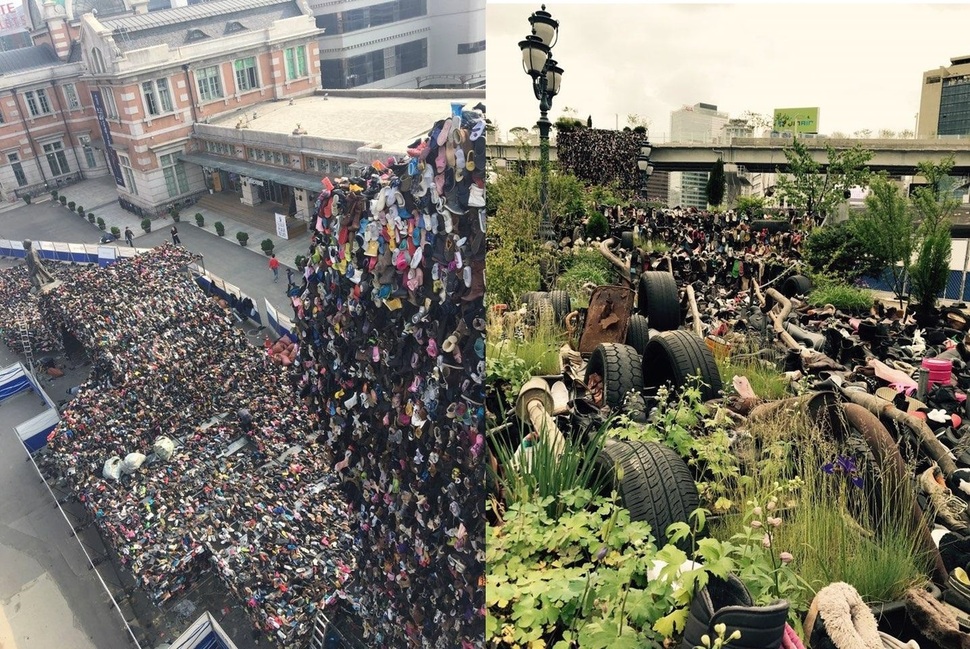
[142,78,174,116]
[42,141,70,176]
[101,87,119,119]
[78,135,98,169]
[159,152,190,198]
[284,46,308,80]
[196,66,224,102]
[63,83,81,110]
[119,154,138,195]
[233,57,259,92]
[24,89,52,117]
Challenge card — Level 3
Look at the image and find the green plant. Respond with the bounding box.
[87,213,95,224]
[59,195,67,206]
[170,207,180,222]
[806,282,874,313]
[67,200,76,211]
[486,246,540,307]
[556,248,613,304]
[775,138,872,219]
[261,238,275,254]
[803,220,885,283]
[141,218,151,233]
[717,351,791,403]
[76,204,84,215]
[194,212,204,227]
[236,231,249,246]
[110,226,121,238]
[586,212,609,239]
[910,157,957,316]
[734,195,766,218]
[96,217,106,231]
[214,221,225,236]
[50,190,58,201]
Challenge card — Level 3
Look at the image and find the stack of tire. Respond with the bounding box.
[521,290,572,328]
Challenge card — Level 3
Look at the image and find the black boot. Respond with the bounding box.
[680,574,789,649]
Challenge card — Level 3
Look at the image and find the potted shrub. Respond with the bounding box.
[76,205,84,215]
[170,207,181,222]
[260,238,274,256]
[59,195,67,206]
[110,226,121,238]
[67,200,76,211]
[295,254,308,270]
[87,213,96,224]
[236,231,249,246]
[141,218,152,233]
[22,194,31,205]
[214,221,225,236]
[96,217,106,231]
[51,190,58,202]
[194,212,204,227]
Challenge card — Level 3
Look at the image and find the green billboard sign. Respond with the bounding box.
[773,107,820,134]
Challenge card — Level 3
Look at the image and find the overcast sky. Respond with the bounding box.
[486,2,970,142]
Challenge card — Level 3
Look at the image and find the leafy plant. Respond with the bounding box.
[734,195,766,218]
[96,217,106,231]
[910,156,957,316]
[556,248,613,303]
[76,204,84,215]
[775,139,872,219]
[236,231,249,246]
[22,194,31,205]
[803,220,885,283]
[486,246,540,307]
[50,190,58,201]
[486,311,563,405]
[110,226,121,238]
[194,212,204,227]
[87,213,95,224]
[59,195,67,206]
[806,282,874,313]
[67,200,76,211]
[141,218,151,233]
[586,212,609,240]
[261,238,275,254]
[214,221,225,236]
[170,207,180,222]
[295,254,308,270]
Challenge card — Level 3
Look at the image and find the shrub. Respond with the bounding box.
[214,221,225,236]
[260,238,274,254]
[194,212,204,227]
[141,218,151,233]
[170,207,180,222]
[96,217,106,231]
[807,282,874,313]
[87,213,95,224]
[51,190,58,201]
[67,201,76,211]
[110,226,121,238]
[59,196,67,206]
[22,195,31,205]
[585,211,608,239]
[485,246,539,307]
[236,231,249,246]
[555,248,613,302]
[76,205,84,215]
[804,221,884,282]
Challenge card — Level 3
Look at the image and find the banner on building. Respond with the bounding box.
[90,90,126,188]
[0,0,29,35]
[275,213,289,240]
[773,107,820,134]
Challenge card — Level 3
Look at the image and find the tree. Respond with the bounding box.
[910,156,957,316]
[852,129,872,139]
[775,139,873,220]
[899,129,915,139]
[706,158,726,207]
[878,129,897,139]
[626,113,651,131]
[734,194,767,218]
[740,110,772,135]
[829,131,848,139]
[803,220,886,282]
[849,174,916,306]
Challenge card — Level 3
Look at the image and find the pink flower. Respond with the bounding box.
[750,520,763,528]
[762,533,771,548]
[767,516,782,528]
[780,551,794,564]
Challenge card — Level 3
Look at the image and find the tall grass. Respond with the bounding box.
[556,248,613,304]
[710,405,931,607]
[716,338,790,401]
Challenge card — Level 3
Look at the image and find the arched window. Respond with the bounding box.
[90,48,106,74]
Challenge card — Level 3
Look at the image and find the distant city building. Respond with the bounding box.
[919,55,970,137]
[669,103,728,209]
[314,0,484,91]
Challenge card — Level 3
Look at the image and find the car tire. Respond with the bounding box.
[637,271,680,331]
[642,330,723,401]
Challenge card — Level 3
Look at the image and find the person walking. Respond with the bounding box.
[170,225,181,246]
[124,227,134,247]
[269,253,280,282]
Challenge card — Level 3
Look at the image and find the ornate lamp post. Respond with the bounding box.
[636,137,654,200]
[518,5,563,242]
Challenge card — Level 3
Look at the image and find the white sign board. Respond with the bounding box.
[275,212,289,240]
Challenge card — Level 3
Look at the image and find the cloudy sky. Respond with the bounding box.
[486,2,970,142]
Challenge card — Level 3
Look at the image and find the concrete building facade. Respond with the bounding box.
[669,102,729,208]
[312,0,484,90]
[919,55,970,138]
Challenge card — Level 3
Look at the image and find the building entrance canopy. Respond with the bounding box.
[177,152,326,193]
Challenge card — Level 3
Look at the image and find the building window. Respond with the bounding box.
[196,65,224,102]
[119,154,137,195]
[43,141,70,176]
[63,83,81,110]
[457,40,485,55]
[100,87,119,119]
[160,153,189,198]
[248,147,289,166]
[78,135,98,169]
[91,48,106,74]
[204,140,236,156]
[142,78,174,116]
[8,152,27,187]
[24,89,52,117]
[399,0,426,20]
[234,57,259,92]
[284,46,307,80]
[396,38,427,75]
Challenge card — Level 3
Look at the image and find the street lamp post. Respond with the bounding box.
[636,137,654,201]
[519,5,563,242]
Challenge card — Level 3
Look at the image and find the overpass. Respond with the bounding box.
[486,137,970,175]
[651,137,970,174]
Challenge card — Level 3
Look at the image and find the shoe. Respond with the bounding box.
[680,573,788,649]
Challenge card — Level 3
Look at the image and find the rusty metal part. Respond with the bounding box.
[597,238,632,287]
[577,285,635,355]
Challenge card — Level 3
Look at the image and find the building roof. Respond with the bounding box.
[205,95,482,157]
[0,44,62,76]
[72,0,129,20]
[101,0,303,51]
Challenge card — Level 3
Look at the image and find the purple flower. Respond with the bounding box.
[836,456,857,474]
[822,462,834,474]
[851,475,864,489]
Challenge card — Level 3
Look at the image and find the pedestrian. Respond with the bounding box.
[286,267,294,289]
[269,253,279,283]
[124,227,134,247]
[171,225,180,246]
